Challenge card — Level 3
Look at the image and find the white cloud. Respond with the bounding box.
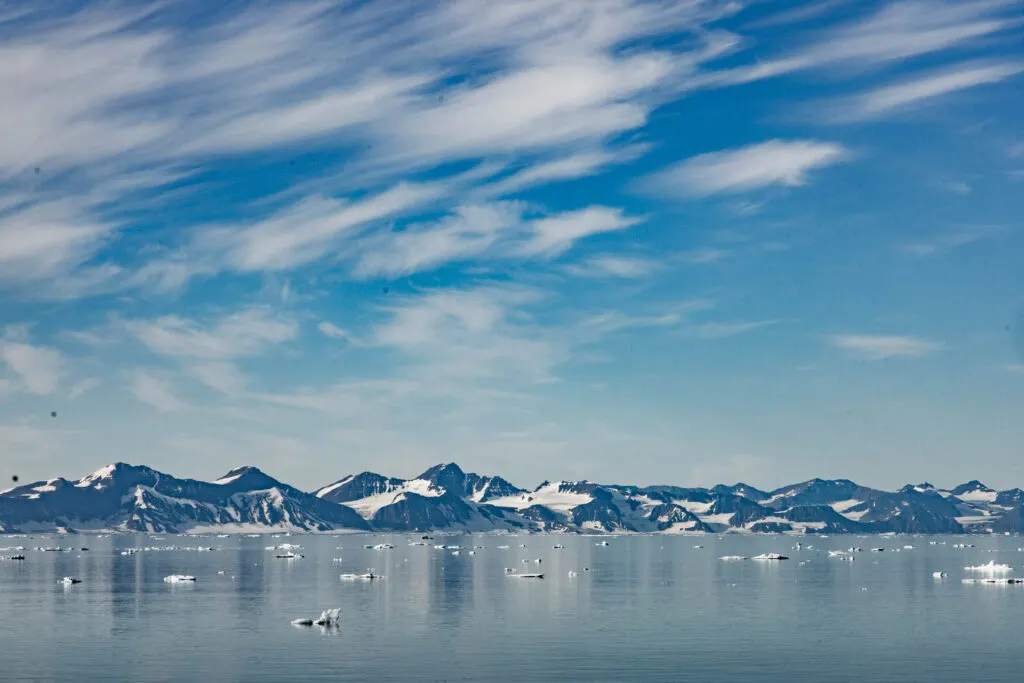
[127,307,298,360]
[372,285,563,384]
[129,369,187,412]
[823,61,1024,121]
[678,248,730,264]
[640,140,850,198]
[184,362,248,396]
[520,207,642,257]
[0,339,63,395]
[901,226,1002,256]
[193,182,445,275]
[352,202,524,278]
[68,378,100,399]
[698,0,1020,87]
[317,322,350,341]
[564,255,659,278]
[828,334,944,360]
[0,1,741,295]
[696,320,780,339]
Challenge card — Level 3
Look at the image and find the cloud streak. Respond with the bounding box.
[828,334,944,360]
[640,140,850,198]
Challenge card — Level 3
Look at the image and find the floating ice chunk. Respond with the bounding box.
[275,552,304,559]
[595,541,610,546]
[552,544,565,549]
[58,577,81,585]
[451,550,460,556]
[965,561,1013,573]
[163,574,196,583]
[339,573,381,581]
[496,545,510,550]
[932,571,948,578]
[693,545,704,549]
[752,553,789,561]
[719,555,748,561]
[293,608,342,627]
[508,573,544,579]
[568,570,578,577]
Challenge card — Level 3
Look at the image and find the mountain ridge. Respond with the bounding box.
[2,462,1020,535]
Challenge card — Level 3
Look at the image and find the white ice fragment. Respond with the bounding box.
[163,574,196,583]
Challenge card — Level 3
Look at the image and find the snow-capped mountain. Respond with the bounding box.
[0,463,370,534]
[4,463,1024,535]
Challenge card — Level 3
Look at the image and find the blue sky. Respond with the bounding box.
[1,0,1022,491]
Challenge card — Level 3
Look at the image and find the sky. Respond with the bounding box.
[1,0,1023,493]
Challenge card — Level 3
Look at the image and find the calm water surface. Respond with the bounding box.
[1,533,1022,682]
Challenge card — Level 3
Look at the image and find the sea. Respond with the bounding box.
[1,533,1022,682]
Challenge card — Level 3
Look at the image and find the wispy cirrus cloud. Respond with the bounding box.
[819,60,1024,122]
[0,0,739,298]
[697,0,1021,87]
[0,331,64,396]
[696,320,780,339]
[129,368,187,412]
[828,334,945,360]
[564,254,660,278]
[901,225,1003,256]
[640,140,850,198]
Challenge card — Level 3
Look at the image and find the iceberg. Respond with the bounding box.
[293,608,342,627]
[965,561,1013,573]
[163,574,196,583]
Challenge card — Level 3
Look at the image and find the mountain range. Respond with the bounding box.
[1,462,1021,535]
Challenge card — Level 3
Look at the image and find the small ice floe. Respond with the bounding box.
[292,608,342,628]
[552,544,565,549]
[903,545,914,550]
[451,550,460,556]
[508,573,544,579]
[468,550,476,556]
[504,567,515,573]
[693,545,704,549]
[979,578,1024,585]
[595,541,610,547]
[568,570,579,578]
[953,543,975,549]
[58,577,81,585]
[408,542,426,546]
[0,555,25,561]
[163,574,196,583]
[521,559,530,564]
[965,561,1013,573]
[719,555,748,561]
[445,545,461,550]
[276,551,304,559]
[366,543,395,550]
[752,553,789,561]
[217,570,225,575]
[339,572,382,581]
[519,544,527,548]
[932,571,948,578]
[332,558,344,563]
[848,547,863,553]
[871,548,885,553]
[433,544,446,549]
[496,545,510,550]
[828,550,849,557]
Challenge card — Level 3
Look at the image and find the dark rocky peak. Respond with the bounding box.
[950,480,993,495]
[315,472,404,503]
[214,466,282,491]
[417,463,467,494]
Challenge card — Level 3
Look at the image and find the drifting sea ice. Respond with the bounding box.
[292,608,342,627]
[163,575,196,583]
[964,561,1013,573]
